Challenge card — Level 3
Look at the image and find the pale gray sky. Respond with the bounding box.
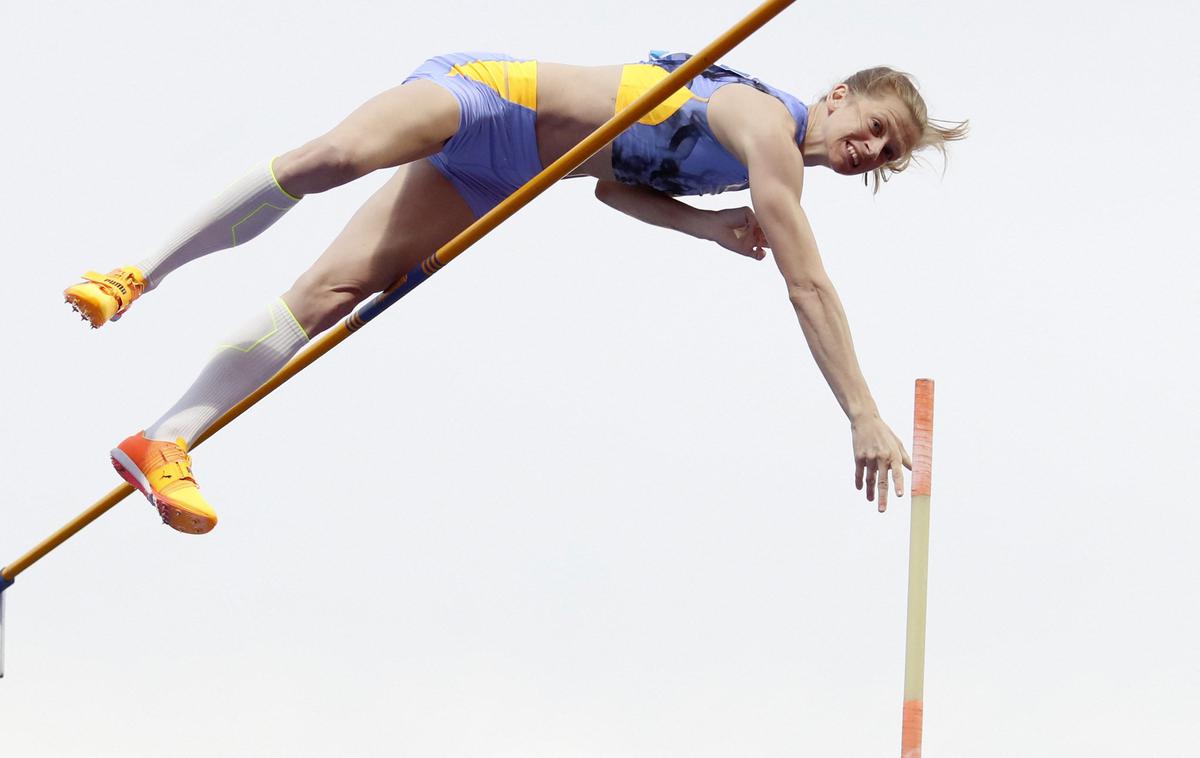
[2,0,1198,756]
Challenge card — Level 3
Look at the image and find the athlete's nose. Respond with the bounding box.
[865,137,883,160]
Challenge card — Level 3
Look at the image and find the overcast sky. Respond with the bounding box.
[2,1,1197,756]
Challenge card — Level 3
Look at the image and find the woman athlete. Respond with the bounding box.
[63,52,967,534]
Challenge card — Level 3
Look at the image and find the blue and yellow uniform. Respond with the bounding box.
[611,52,809,195]
[403,52,542,218]
[404,51,809,217]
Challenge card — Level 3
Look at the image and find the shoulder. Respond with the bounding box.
[708,84,803,166]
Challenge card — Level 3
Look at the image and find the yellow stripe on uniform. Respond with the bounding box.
[448,60,505,92]
[449,60,538,110]
[617,64,705,125]
[504,61,538,110]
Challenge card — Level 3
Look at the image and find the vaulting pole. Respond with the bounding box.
[901,378,936,756]
[0,0,797,674]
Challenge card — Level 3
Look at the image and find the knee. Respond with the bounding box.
[282,272,369,336]
[274,139,366,196]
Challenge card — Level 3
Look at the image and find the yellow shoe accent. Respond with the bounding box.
[111,432,218,535]
[64,266,146,328]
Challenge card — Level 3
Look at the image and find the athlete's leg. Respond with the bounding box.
[274,79,461,196]
[141,79,461,286]
[66,80,462,325]
[142,158,476,448]
[122,158,475,533]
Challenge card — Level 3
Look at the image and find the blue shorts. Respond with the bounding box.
[403,52,543,218]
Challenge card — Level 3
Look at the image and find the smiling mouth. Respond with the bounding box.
[845,140,861,169]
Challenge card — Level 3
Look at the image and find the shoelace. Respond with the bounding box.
[156,440,199,486]
[82,270,144,310]
[108,272,144,311]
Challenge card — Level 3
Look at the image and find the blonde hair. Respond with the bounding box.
[832,66,969,192]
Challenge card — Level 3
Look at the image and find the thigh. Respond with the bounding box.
[283,159,477,334]
[275,78,463,197]
[324,79,462,169]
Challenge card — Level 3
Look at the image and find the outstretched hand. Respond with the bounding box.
[705,206,770,260]
[851,415,913,512]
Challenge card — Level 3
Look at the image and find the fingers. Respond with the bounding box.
[740,238,765,260]
[864,460,878,503]
[853,422,908,513]
[724,225,763,260]
[739,207,771,249]
[861,454,904,513]
[877,464,889,513]
[744,216,770,250]
[878,455,908,512]
[724,210,768,259]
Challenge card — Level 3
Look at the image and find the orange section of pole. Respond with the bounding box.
[901,700,923,757]
[911,379,934,497]
[0,0,797,585]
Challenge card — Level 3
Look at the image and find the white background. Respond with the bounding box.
[2,0,1198,755]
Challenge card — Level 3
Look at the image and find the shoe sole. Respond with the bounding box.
[110,448,215,535]
[64,293,107,329]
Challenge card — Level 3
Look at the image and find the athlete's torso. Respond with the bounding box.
[534,62,625,179]
[534,53,808,193]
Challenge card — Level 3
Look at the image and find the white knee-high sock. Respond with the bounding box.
[136,160,302,291]
[145,299,310,446]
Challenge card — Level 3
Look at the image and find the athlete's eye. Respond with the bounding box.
[871,118,882,135]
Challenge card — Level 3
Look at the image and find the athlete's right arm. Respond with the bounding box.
[594,181,766,259]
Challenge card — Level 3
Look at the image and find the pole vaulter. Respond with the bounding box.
[0,0,798,677]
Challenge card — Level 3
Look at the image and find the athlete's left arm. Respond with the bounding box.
[711,85,911,511]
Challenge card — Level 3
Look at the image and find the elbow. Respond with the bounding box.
[786,276,840,322]
[786,276,830,307]
[594,180,619,204]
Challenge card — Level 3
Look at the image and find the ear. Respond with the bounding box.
[826,83,851,112]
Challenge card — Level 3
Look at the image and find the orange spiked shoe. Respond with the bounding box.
[110,432,217,535]
[64,266,146,328]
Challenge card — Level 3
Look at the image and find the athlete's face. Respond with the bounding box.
[823,85,920,175]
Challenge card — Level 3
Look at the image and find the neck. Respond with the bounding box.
[801,100,831,169]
